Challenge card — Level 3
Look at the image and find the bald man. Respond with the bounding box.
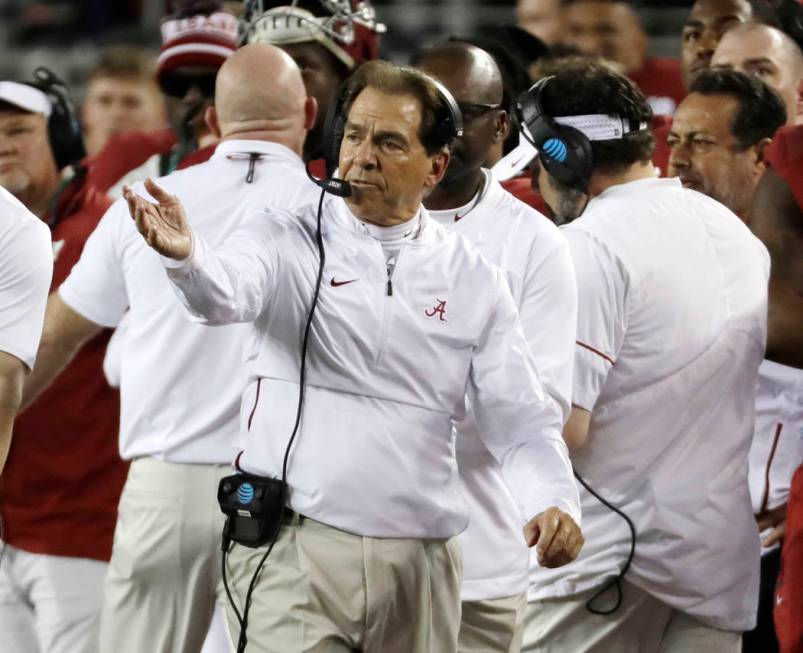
[22,43,318,653]
[415,42,580,653]
[712,22,803,124]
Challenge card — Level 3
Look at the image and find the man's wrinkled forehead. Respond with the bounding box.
[0,101,46,122]
[347,88,422,133]
[672,92,737,136]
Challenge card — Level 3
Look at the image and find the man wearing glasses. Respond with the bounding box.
[414,42,579,653]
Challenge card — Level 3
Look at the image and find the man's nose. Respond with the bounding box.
[353,138,378,169]
[668,143,690,173]
[697,30,718,59]
[572,34,600,58]
[0,135,16,156]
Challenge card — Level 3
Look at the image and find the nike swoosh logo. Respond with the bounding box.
[330,277,358,287]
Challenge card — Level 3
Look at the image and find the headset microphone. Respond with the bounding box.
[305,164,352,198]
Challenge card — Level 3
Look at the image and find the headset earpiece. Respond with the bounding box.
[425,75,463,144]
[321,82,350,179]
[516,77,593,192]
[27,67,85,171]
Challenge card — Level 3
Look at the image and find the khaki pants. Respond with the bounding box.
[99,458,231,653]
[459,592,527,653]
[225,514,463,653]
[522,580,742,653]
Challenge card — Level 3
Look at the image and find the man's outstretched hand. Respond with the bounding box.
[124,178,193,260]
[524,506,584,568]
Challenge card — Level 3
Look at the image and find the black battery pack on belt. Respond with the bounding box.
[218,472,287,549]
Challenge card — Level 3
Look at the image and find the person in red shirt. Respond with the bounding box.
[777,466,803,653]
[751,124,803,653]
[0,69,124,653]
[81,46,166,157]
[751,123,803,377]
[561,0,686,114]
[84,0,239,197]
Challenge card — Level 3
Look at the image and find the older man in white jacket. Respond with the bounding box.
[126,61,583,653]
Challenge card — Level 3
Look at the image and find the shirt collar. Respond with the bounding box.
[212,139,303,167]
[594,175,679,202]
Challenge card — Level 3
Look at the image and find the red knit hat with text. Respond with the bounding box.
[156,1,238,90]
[764,124,803,213]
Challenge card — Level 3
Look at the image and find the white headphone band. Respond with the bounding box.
[554,114,648,141]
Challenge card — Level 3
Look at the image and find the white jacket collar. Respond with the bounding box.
[326,195,439,246]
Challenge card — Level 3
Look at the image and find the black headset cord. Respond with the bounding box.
[573,470,637,615]
[222,187,328,653]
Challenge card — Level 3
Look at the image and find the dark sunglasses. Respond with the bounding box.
[457,101,502,122]
[161,72,217,99]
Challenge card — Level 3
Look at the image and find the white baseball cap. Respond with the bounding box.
[0,81,52,117]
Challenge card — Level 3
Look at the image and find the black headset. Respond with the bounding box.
[309,72,464,197]
[24,67,85,170]
[515,76,594,192]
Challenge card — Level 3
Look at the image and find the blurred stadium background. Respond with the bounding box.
[0,0,697,100]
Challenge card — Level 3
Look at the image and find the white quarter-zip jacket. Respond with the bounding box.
[429,170,578,601]
[162,194,581,539]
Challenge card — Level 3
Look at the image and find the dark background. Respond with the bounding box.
[0,0,697,95]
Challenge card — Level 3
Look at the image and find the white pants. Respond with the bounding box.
[202,604,233,653]
[522,580,742,653]
[99,458,232,653]
[0,543,107,653]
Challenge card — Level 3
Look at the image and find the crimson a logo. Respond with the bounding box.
[425,298,448,323]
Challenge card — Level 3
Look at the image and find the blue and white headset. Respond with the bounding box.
[516,76,647,192]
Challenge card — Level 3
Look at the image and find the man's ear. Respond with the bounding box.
[304,96,318,132]
[796,78,803,124]
[424,150,450,188]
[205,106,221,139]
[494,110,511,144]
[754,136,773,174]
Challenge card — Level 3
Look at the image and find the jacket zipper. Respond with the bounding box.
[375,247,402,366]
[386,262,395,296]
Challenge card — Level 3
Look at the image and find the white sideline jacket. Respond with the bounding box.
[160,194,581,539]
